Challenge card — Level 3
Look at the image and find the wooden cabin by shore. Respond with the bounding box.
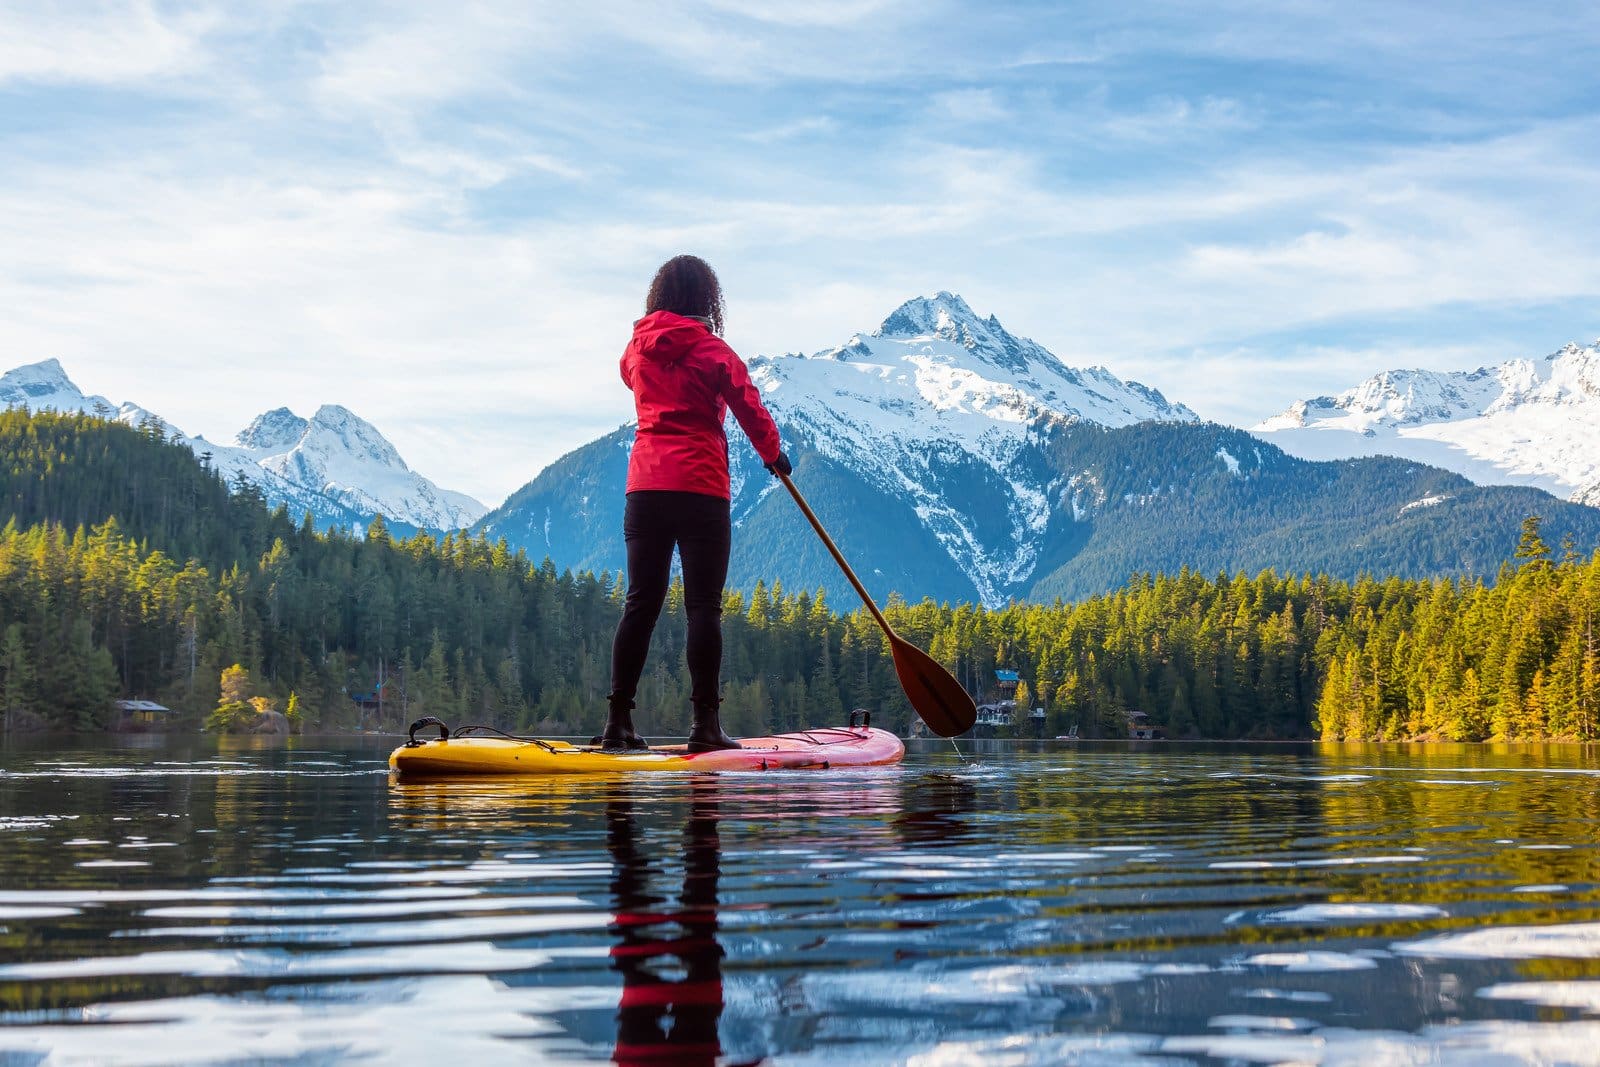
[1127,710,1165,740]
[114,700,175,731]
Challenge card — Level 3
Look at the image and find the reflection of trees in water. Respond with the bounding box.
[1314,743,1600,897]
[22,742,1600,1057]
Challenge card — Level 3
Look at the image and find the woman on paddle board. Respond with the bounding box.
[602,254,791,753]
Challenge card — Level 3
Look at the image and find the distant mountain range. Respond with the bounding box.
[1255,341,1600,507]
[7,299,1597,603]
[0,359,484,532]
[477,294,1600,604]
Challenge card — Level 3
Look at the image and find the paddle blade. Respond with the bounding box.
[890,635,977,738]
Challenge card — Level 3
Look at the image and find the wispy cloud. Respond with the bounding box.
[0,0,218,85]
[930,88,1010,124]
[744,116,839,143]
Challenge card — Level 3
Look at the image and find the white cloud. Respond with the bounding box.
[0,0,216,85]
[930,88,1009,124]
[700,0,907,27]
[310,7,559,111]
[1096,95,1254,141]
[1189,229,1424,279]
[744,116,839,143]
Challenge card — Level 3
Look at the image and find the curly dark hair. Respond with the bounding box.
[645,254,725,335]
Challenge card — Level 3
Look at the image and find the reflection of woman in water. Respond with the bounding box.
[606,779,725,1066]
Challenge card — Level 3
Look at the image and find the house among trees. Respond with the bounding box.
[974,669,1023,732]
[115,699,174,729]
[1127,710,1164,740]
[349,681,387,721]
[974,701,1013,729]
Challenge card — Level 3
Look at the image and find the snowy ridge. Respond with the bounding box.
[0,359,485,531]
[234,405,486,530]
[0,357,167,430]
[1254,342,1600,506]
[745,292,1195,603]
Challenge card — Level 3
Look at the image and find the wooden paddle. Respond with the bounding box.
[777,472,978,738]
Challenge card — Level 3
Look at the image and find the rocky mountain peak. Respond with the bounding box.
[874,291,984,340]
[0,358,100,410]
[302,404,409,472]
[234,407,309,453]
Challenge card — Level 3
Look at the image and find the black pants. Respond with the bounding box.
[609,490,731,711]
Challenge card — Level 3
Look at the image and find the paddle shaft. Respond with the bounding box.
[776,472,894,638]
[776,470,978,738]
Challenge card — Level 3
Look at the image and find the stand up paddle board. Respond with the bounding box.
[389,715,903,777]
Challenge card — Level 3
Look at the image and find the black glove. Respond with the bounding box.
[764,452,792,478]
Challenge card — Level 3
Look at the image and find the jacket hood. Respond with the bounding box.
[630,310,709,364]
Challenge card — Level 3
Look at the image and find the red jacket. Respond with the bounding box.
[621,311,783,500]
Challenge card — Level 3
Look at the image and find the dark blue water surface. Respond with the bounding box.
[3,736,1600,1064]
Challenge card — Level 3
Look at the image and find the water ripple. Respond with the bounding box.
[1,738,1598,1064]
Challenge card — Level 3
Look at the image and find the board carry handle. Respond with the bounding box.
[407,716,451,746]
[849,709,871,728]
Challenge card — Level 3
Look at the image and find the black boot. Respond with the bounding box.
[687,700,741,753]
[594,694,648,752]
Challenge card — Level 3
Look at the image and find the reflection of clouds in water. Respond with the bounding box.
[1207,1014,1319,1030]
[1241,988,1335,1003]
[1243,951,1379,972]
[1211,855,1425,870]
[1173,1021,1600,1065]
[1397,921,1600,960]
[139,895,587,921]
[0,976,571,1064]
[0,942,556,981]
[1258,903,1448,924]
[1481,981,1600,1012]
[0,905,79,919]
[800,959,1215,1009]
[849,1020,1600,1065]
[116,911,605,945]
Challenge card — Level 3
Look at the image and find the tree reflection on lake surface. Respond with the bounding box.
[1,736,1599,1063]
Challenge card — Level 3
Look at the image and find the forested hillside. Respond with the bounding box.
[1028,422,1600,598]
[0,411,1595,742]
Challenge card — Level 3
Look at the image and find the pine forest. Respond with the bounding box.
[0,410,1597,743]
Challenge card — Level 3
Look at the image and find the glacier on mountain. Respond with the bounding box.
[742,292,1195,603]
[0,359,485,531]
[1254,341,1600,506]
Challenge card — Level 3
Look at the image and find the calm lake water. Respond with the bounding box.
[2,736,1600,1065]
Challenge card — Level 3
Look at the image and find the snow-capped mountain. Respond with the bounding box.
[742,292,1196,601]
[478,292,1600,604]
[202,405,486,531]
[1254,341,1600,506]
[0,359,485,532]
[481,294,1214,604]
[0,358,165,428]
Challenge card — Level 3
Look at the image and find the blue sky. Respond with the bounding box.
[2,1,1598,503]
